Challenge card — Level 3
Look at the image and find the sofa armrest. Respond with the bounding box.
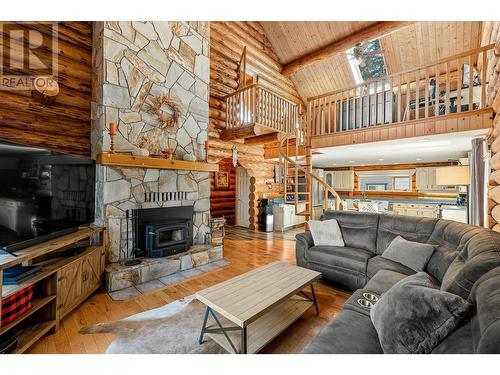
[296,232,314,266]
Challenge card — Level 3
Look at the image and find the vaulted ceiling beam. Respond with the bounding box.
[281,21,415,76]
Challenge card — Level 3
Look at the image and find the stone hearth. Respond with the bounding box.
[106,244,223,292]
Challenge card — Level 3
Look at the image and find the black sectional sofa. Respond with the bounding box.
[296,211,500,354]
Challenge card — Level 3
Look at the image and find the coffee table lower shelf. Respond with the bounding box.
[205,295,313,354]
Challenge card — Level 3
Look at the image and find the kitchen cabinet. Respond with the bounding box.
[416,167,458,192]
[325,171,354,191]
[312,169,325,206]
[272,203,306,231]
[392,203,439,218]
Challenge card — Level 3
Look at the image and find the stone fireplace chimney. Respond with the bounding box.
[90,21,211,263]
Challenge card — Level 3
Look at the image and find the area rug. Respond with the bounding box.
[80,295,226,354]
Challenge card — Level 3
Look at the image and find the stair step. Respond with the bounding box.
[286,192,310,195]
[296,211,310,216]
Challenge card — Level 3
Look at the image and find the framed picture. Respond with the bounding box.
[214,171,230,190]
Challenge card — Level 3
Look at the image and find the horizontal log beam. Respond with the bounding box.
[220,124,273,141]
[244,132,280,145]
[282,21,414,76]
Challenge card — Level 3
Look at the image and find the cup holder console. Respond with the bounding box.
[362,292,379,302]
[357,298,374,308]
[355,291,379,309]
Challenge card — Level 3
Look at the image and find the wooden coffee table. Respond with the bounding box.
[195,261,321,354]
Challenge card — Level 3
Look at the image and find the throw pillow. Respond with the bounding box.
[308,219,344,247]
[370,272,472,354]
[381,236,435,272]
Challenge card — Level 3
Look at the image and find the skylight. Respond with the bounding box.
[346,39,387,85]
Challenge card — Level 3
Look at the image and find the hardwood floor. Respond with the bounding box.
[28,225,349,354]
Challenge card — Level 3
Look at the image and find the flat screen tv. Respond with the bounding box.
[0,139,96,253]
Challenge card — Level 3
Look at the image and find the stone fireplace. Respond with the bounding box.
[88,21,223,293]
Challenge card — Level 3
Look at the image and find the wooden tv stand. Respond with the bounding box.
[0,226,106,353]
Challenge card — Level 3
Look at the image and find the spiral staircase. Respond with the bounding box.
[222,48,344,220]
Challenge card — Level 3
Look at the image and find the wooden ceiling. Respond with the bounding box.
[260,21,483,101]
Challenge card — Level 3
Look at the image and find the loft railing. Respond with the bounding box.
[307,44,495,137]
[225,83,300,134]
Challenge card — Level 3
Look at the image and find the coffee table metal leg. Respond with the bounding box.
[198,306,210,344]
[241,327,247,354]
[198,306,240,354]
[310,284,320,315]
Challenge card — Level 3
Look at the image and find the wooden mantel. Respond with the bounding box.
[96,153,219,172]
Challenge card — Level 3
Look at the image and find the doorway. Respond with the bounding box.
[236,167,250,227]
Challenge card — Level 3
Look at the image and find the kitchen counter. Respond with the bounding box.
[340,196,457,205]
[341,197,467,222]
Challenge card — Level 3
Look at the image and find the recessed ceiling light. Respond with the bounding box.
[416,158,423,161]
[378,158,384,161]
[347,147,355,150]
[349,160,355,163]
[418,139,430,142]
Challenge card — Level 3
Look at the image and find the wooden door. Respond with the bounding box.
[57,260,82,319]
[82,247,104,296]
[236,167,250,228]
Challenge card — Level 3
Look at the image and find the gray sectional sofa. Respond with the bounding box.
[296,211,500,354]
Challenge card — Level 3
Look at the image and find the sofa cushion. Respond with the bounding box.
[321,211,379,253]
[366,256,415,279]
[381,236,435,271]
[426,219,483,282]
[469,266,500,353]
[431,321,474,354]
[364,269,409,295]
[308,219,344,246]
[302,309,383,354]
[306,245,373,274]
[376,214,437,254]
[370,272,471,354]
[441,229,500,299]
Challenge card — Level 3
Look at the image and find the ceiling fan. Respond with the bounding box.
[347,41,385,67]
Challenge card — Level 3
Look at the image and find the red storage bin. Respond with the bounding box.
[1,285,34,326]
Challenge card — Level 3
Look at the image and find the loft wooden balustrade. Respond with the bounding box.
[307,44,495,148]
[220,83,300,141]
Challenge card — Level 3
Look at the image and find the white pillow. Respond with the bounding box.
[308,219,345,247]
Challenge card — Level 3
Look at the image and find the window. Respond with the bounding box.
[393,177,411,191]
[366,183,388,191]
[357,40,387,81]
[347,39,387,84]
[358,173,412,192]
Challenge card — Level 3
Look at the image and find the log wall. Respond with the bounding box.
[0,22,93,156]
[483,22,500,231]
[210,158,236,225]
[209,22,301,229]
